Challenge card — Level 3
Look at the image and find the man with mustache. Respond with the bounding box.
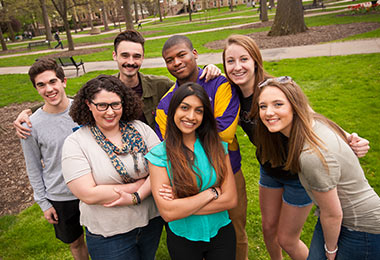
[14,30,220,135]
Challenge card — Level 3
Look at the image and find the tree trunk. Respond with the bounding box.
[101,2,110,31]
[39,0,53,41]
[139,2,144,19]
[268,0,307,36]
[157,0,162,22]
[122,0,134,29]
[269,0,274,8]
[0,28,7,51]
[134,0,139,23]
[74,7,84,31]
[51,0,75,50]
[260,0,268,22]
[87,3,94,29]
[7,21,15,42]
[71,10,79,33]
[187,0,192,21]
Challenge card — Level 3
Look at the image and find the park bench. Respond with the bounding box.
[28,40,51,49]
[56,56,85,77]
[303,2,325,10]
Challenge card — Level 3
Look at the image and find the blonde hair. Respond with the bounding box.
[222,34,272,118]
[252,80,348,173]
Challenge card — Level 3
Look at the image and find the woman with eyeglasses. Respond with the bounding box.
[222,35,370,259]
[61,75,164,260]
[253,77,380,260]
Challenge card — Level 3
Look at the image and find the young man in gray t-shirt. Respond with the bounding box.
[20,58,88,260]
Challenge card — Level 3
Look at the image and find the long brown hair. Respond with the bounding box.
[252,80,348,173]
[165,82,227,198]
[222,34,272,119]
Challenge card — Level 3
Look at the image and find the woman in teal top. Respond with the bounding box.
[146,82,237,260]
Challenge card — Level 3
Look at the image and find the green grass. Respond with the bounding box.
[1,6,379,67]
[0,53,379,259]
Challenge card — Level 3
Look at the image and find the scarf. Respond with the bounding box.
[90,121,148,183]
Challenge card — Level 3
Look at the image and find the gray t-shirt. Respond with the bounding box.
[62,120,161,237]
[21,101,78,212]
[299,121,380,234]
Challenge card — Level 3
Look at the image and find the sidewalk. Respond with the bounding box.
[0,5,352,60]
[1,39,379,77]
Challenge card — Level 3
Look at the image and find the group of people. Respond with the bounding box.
[15,28,380,260]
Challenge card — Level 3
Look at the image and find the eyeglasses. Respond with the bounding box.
[90,101,123,111]
[258,76,293,89]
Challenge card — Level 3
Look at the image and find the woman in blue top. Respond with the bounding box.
[145,82,238,260]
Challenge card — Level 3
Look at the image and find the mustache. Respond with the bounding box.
[122,63,139,69]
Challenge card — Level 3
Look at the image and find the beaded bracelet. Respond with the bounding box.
[134,192,141,205]
[131,193,138,205]
[324,243,338,254]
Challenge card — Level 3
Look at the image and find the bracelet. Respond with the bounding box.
[131,193,138,205]
[133,192,141,205]
[210,187,219,200]
[324,243,338,254]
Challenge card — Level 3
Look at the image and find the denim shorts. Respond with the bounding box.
[308,218,380,260]
[259,166,312,207]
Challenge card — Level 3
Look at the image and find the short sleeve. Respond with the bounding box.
[145,142,168,168]
[61,133,91,184]
[300,149,341,192]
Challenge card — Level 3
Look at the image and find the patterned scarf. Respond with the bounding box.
[90,121,148,183]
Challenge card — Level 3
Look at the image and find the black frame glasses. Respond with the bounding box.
[90,101,123,111]
[258,76,293,89]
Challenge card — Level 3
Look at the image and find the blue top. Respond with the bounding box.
[145,138,231,242]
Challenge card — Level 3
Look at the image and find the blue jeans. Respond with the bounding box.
[85,216,164,260]
[308,218,380,260]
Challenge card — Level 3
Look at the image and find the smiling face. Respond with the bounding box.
[163,42,199,85]
[87,90,123,133]
[34,70,68,113]
[113,40,144,85]
[224,43,256,96]
[174,95,204,139]
[258,86,294,137]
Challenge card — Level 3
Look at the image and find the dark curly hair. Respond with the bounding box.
[70,74,142,126]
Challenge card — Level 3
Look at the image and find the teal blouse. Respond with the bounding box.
[145,138,231,242]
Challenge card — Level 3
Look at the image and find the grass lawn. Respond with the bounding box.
[1,2,380,66]
[0,53,379,259]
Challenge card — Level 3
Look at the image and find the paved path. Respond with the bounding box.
[1,39,379,77]
[0,5,353,60]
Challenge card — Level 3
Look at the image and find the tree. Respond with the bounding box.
[122,0,134,29]
[157,0,162,22]
[39,0,53,41]
[99,1,110,31]
[268,0,307,36]
[51,0,74,50]
[133,0,138,23]
[0,26,7,51]
[269,0,274,8]
[260,0,268,22]
[0,0,16,42]
[86,2,94,30]
[187,0,191,22]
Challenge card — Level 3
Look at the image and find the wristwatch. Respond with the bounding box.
[210,187,219,200]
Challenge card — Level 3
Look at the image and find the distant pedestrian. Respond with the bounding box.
[137,20,142,29]
[54,31,64,49]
